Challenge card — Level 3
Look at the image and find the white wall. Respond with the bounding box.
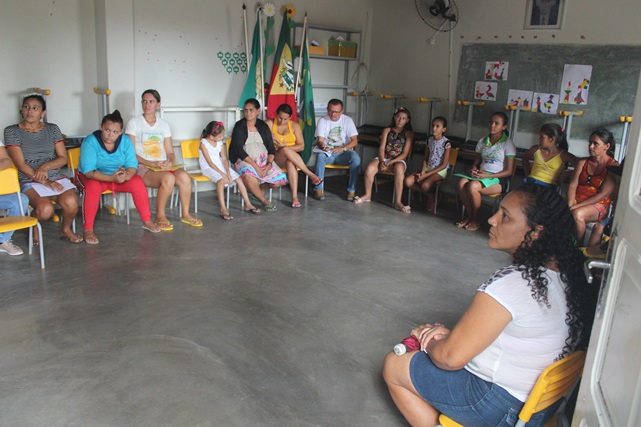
[3,0,640,146]
[0,0,98,137]
[368,0,641,152]
[128,0,373,139]
[1,0,373,140]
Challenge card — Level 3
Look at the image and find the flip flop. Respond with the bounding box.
[455,219,470,228]
[181,217,203,227]
[465,222,481,231]
[219,213,234,221]
[245,207,261,214]
[156,220,174,231]
[291,201,302,208]
[83,231,99,245]
[60,233,84,244]
[142,224,161,233]
[263,204,277,213]
[395,205,411,214]
[312,177,323,186]
[353,196,371,204]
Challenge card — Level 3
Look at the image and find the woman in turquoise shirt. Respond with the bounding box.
[78,111,160,244]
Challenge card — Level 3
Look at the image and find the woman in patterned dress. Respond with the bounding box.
[353,107,414,212]
[229,99,287,212]
[567,127,618,243]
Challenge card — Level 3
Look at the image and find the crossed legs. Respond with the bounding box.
[274,147,321,206]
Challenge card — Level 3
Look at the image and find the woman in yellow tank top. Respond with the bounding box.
[522,123,577,188]
[265,104,322,208]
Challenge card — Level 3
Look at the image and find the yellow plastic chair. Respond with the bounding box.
[0,168,45,269]
[438,350,586,427]
[67,147,129,224]
[181,139,232,212]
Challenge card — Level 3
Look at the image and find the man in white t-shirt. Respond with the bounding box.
[0,139,29,256]
[313,99,360,201]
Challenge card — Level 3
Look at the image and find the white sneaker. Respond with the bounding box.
[0,240,24,256]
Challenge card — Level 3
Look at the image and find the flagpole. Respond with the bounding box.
[242,4,249,63]
[294,14,307,104]
[257,7,265,119]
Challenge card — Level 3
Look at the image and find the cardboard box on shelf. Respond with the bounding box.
[295,45,325,56]
[328,40,357,58]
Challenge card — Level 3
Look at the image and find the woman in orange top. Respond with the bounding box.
[567,127,618,243]
[265,104,322,208]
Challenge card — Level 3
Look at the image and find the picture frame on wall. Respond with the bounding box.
[524,0,564,29]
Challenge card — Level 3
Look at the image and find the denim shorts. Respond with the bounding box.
[20,182,36,192]
[409,352,557,427]
[523,177,558,189]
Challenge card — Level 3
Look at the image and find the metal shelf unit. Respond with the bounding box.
[294,23,362,113]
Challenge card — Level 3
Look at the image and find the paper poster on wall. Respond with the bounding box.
[485,61,509,81]
[532,92,559,114]
[474,81,497,101]
[560,64,592,105]
[507,89,533,108]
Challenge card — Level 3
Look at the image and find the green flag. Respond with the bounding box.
[297,30,315,163]
[239,11,264,108]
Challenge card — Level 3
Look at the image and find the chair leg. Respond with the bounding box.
[226,185,230,210]
[433,187,438,215]
[33,223,45,269]
[305,175,309,198]
[193,179,198,213]
[125,196,130,225]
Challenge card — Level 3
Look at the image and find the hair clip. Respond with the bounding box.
[394,106,408,114]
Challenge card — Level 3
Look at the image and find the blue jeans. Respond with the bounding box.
[314,150,361,192]
[0,193,29,243]
[410,352,558,426]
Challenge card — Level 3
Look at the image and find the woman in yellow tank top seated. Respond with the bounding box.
[265,104,322,208]
[522,123,577,188]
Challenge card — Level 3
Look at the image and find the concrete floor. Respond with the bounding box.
[0,177,509,427]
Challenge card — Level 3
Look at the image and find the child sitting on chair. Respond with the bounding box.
[404,116,451,213]
[199,121,259,220]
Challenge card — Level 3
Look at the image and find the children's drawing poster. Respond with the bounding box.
[507,89,533,108]
[560,64,592,105]
[485,61,509,81]
[474,81,498,101]
[532,92,559,114]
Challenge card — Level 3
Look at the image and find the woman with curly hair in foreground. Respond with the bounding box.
[383,184,597,427]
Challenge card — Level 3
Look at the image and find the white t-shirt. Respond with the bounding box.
[465,265,569,402]
[313,114,358,153]
[475,134,516,174]
[125,115,172,162]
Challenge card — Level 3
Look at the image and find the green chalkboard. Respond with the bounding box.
[454,44,641,143]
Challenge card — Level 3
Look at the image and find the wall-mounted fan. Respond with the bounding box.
[416,0,458,32]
